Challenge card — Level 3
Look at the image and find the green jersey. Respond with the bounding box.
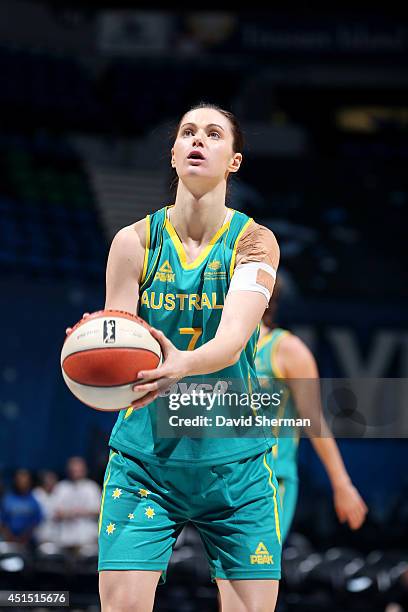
[109,206,275,466]
[255,328,299,480]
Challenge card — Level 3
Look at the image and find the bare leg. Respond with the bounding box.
[216,578,279,612]
[99,570,161,612]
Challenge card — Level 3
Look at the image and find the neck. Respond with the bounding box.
[259,321,271,340]
[171,180,228,243]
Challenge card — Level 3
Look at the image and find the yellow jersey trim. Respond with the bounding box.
[263,452,281,544]
[252,323,261,359]
[270,331,290,379]
[140,215,151,285]
[98,451,117,535]
[229,217,253,278]
[257,330,274,353]
[165,207,235,270]
[124,406,133,419]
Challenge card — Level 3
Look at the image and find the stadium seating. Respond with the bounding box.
[0,131,105,280]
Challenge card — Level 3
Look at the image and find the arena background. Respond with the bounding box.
[0,3,407,611]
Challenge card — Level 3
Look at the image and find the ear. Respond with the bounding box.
[228,152,242,174]
[171,147,176,168]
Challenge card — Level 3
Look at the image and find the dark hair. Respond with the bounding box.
[170,102,244,194]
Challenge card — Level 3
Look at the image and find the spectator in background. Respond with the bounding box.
[33,470,59,545]
[53,456,101,553]
[0,469,43,546]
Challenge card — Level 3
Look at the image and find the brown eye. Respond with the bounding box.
[209,131,221,139]
[182,129,193,137]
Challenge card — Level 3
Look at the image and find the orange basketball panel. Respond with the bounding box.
[63,348,159,386]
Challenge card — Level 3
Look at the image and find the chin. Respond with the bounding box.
[184,166,218,177]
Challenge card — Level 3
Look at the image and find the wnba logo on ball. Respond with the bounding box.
[103,320,116,343]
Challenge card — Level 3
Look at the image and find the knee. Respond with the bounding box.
[101,588,148,612]
[239,597,278,612]
[100,570,159,612]
[101,593,143,612]
[243,606,275,612]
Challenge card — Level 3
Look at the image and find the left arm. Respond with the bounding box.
[278,335,368,530]
[132,223,279,408]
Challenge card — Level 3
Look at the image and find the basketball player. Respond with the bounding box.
[255,278,368,542]
[94,104,282,611]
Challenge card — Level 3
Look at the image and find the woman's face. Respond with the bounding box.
[171,107,242,186]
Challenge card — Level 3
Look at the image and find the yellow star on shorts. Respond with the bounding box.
[128,513,135,520]
[139,488,150,498]
[145,507,155,519]
[112,488,122,499]
[106,523,116,535]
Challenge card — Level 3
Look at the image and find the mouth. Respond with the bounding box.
[187,150,206,162]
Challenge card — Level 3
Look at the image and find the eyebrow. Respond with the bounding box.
[180,122,225,132]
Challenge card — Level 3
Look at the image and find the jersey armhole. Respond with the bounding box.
[139,215,151,285]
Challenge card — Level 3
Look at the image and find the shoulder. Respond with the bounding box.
[107,218,148,276]
[279,333,312,360]
[111,218,147,252]
[236,221,280,269]
[277,333,319,378]
[237,221,279,252]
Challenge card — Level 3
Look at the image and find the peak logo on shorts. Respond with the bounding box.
[103,320,116,343]
[155,260,175,282]
[250,542,274,565]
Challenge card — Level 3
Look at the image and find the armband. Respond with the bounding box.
[228,262,276,303]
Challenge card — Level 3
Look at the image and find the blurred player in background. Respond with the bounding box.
[256,277,368,541]
[0,469,42,547]
[53,456,101,554]
[87,103,284,611]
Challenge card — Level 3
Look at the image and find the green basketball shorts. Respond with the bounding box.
[98,447,282,581]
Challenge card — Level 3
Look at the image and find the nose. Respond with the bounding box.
[192,134,204,147]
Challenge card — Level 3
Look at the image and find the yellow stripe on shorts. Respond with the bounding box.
[98,451,117,535]
[263,452,281,544]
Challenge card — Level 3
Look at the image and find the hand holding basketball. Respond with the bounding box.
[61,310,162,411]
[131,327,188,409]
[66,312,90,335]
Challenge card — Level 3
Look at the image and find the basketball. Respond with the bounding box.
[61,310,162,411]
